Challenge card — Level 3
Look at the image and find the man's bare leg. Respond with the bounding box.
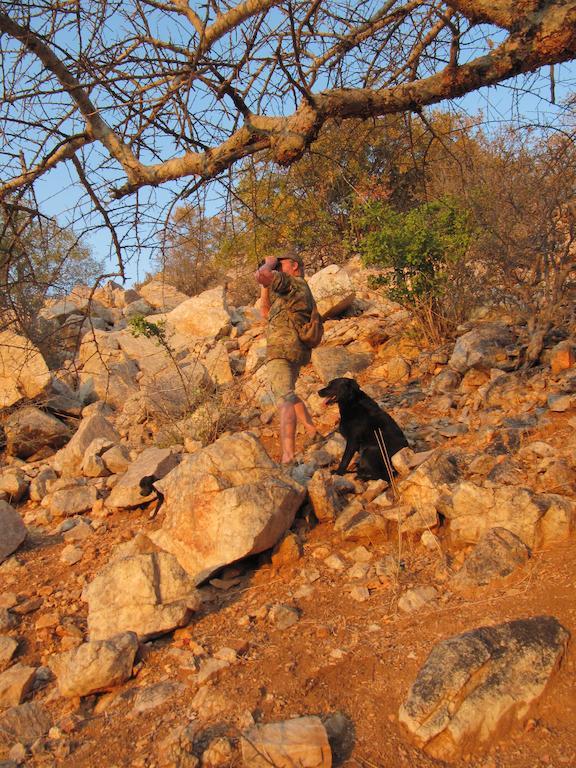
[294,398,317,438]
[278,401,297,464]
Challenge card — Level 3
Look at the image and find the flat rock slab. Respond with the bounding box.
[0,502,27,563]
[51,632,138,697]
[0,702,51,746]
[106,447,180,509]
[399,616,569,761]
[242,716,332,768]
[84,551,200,641]
[0,664,36,708]
[450,527,530,594]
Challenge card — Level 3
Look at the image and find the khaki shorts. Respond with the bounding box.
[266,358,302,404]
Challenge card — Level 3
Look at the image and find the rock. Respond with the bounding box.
[137,280,190,311]
[271,533,303,568]
[203,341,233,385]
[151,432,305,583]
[307,470,341,523]
[29,468,57,502]
[50,632,138,697]
[550,340,575,375]
[430,369,461,394]
[101,444,131,474]
[132,681,185,713]
[449,323,518,374]
[307,264,355,318]
[311,347,372,383]
[0,637,18,670]
[0,471,28,505]
[0,610,17,632]
[123,298,154,318]
[80,437,116,477]
[398,586,438,613]
[84,551,201,641]
[0,503,27,563]
[444,483,576,548]
[399,616,569,761]
[450,527,530,594]
[0,331,51,408]
[392,447,435,476]
[395,453,459,528]
[0,703,51,746]
[4,407,71,460]
[202,736,235,768]
[0,664,36,708]
[547,392,574,412]
[106,447,180,509]
[53,410,120,478]
[268,604,300,630]
[49,486,98,518]
[196,658,230,686]
[60,545,83,565]
[165,286,231,338]
[241,716,332,768]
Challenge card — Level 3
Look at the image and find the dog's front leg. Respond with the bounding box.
[335,441,357,475]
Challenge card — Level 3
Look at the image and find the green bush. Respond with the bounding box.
[354,196,476,340]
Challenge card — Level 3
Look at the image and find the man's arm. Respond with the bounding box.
[260,285,271,318]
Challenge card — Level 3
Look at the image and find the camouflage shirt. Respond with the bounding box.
[266,272,315,364]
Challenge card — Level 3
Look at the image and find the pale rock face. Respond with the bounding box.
[444,483,575,548]
[399,616,569,761]
[311,346,373,383]
[84,551,201,641]
[49,485,99,518]
[106,447,180,509]
[449,527,530,593]
[138,280,190,311]
[4,406,71,459]
[307,264,355,319]
[165,286,231,339]
[0,331,51,408]
[151,432,306,583]
[0,502,27,563]
[241,716,332,768]
[50,632,138,697]
[307,469,341,523]
[53,411,120,478]
[448,323,518,374]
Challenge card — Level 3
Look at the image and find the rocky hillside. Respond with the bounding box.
[0,259,575,768]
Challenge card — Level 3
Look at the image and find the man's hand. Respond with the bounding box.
[255,256,278,287]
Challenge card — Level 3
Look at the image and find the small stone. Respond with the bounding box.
[347,563,371,580]
[0,636,18,668]
[0,664,36,707]
[324,554,346,571]
[8,743,26,763]
[268,604,300,630]
[60,545,83,565]
[0,608,17,631]
[201,736,234,768]
[349,586,370,602]
[421,530,440,551]
[347,545,372,563]
[196,658,230,686]
[398,585,438,613]
[213,647,237,663]
[62,522,92,543]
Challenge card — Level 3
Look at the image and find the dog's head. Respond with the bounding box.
[318,377,361,405]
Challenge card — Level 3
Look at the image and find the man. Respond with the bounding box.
[256,252,319,465]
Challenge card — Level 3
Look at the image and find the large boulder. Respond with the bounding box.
[151,432,306,583]
[84,551,200,641]
[106,448,180,509]
[137,280,190,311]
[165,286,231,339]
[444,483,575,549]
[308,264,355,319]
[0,331,51,408]
[399,616,569,761]
[50,632,138,697]
[0,502,27,562]
[449,323,519,374]
[53,409,120,478]
[4,406,71,459]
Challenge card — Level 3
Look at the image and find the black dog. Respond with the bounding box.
[318,377,408,481]
[139,474,165,519]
